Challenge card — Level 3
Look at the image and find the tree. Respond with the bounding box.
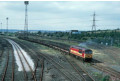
[38,31,41,35]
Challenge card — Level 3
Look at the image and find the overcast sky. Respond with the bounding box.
[0,1,120,31]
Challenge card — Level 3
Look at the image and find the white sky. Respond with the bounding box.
[0,1,120,31]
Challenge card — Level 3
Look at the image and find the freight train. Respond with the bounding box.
[19,37,93,61]
[69,46,93,61]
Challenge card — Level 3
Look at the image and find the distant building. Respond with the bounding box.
[70,30,81,34]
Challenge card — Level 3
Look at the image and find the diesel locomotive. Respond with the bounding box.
[70,46,93,61]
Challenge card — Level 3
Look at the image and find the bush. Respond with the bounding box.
[101,75,110,81]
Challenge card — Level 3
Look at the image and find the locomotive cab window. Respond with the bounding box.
[85,50,92,54]
[79,50,82,53]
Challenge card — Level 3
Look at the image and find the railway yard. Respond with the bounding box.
[0,36,119,81]
[1,1,120,81]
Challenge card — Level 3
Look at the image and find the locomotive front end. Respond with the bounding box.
[84,49,93,61]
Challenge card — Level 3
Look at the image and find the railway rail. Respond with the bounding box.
[38,52,82,81]
[20,37,120,80]
[16,40,46,81]
[15,38,95,81]
[13,39,83,81]
[11,47,15,81]
[19,41,81,81]
[0,40,14,81]
[11,41,28,81]
[15,43,37,81]
[46,43,95,81]
[40,59,44,81]
[7,39,37,81]
[92,63,120,80]
[44,45,95,81]
[8,39,47,81]
[89,44,120,80]
[0,47,4,58]
[60,52,95,81]
[1,46,9,81]
[45,40,120,80]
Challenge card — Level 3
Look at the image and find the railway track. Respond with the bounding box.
[39,53,82,81]
[7,39,37,81]
[89,44,120,80]
[61,52,95,81]
[20,41,81,81]
[8,39,46,81]
[11,47,15,81]
[9,40,28,81]
[12,39,83,81]
[15,38,95,81]
[0,40,14,81]
[0,47,4,58]
[0,40,6,59]
[40,59,44,81]
[43,44,95,81]
[47,42,120,80]
[1,46,9,81]
[45,43,95,81]
[20,37,120,80]
[92,63,120,80]
[13,39,45,81]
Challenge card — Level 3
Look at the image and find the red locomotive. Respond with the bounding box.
[70,46,93,61]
